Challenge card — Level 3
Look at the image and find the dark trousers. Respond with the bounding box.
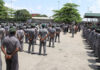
[39,41,46,55]
[49,37,55,47]
[19,41,23,52]
[55,34,60,42]
[28,40,34,53]
[6,53,18,70]
[25,36,28,43]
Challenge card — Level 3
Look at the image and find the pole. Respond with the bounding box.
[58,0,60,10]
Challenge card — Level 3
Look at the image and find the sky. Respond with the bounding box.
[3,0,100,18]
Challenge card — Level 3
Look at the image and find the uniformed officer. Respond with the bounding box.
[16,26,24,52]
[5,25,10,36]
[38,24,48,56]
[34,24,38,45]
[0,25,5,43]
[71,24,75,37]
[28,24,35,54]
[1,27,21,70]
[63,25,68,34]
[49,25,56,47]
[0,39,2,70]
[55,25,61,43]
[24,26,29,43]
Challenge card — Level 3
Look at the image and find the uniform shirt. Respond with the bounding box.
[34,28,38,36]
[2,36,21,53]
[16,30,24,41]
[39,28,48,42]
[5,26,10,36]
[47,27,52,32]
[28,29,35,40]
[0,28,5,38]
[24,29,29,36]
[49,28,56,34]
[55,27,61,33]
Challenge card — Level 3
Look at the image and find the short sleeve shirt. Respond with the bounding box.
[39,28,48,42]
[2,36,21,53]
[16,30,24,41]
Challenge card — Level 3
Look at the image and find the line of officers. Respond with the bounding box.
[0,23,62,70]
[83,23,100,62]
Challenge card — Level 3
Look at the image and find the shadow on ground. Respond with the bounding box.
[82,39,100,70]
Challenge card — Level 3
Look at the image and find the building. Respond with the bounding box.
[31,17,54,23]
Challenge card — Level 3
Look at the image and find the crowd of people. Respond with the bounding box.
[83,22,100,62]
[0,22,81,70]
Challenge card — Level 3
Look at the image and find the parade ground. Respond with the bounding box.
[1,31,99,70]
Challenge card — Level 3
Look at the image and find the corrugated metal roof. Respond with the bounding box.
[32,17,54,20]
[84,13,100,18]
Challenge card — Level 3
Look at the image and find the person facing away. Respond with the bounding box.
[48,25,56,47]
[1,27,21,70]
[38,24,48,56]
[16,26,24,52]
[0,39,2,70]
[28,24,35,54]
[55,25,61,43]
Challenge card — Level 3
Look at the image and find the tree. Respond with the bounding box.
[6,7,16,18]
[0,0,8,20]
[53,3,82,24]
[14,9,32,22]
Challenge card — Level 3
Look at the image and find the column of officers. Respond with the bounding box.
[0,23,61,70]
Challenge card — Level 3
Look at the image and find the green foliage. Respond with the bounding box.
[14,9,32,21]
[6,7,16,18]
[0,0,8,20]
[53,3,82,24]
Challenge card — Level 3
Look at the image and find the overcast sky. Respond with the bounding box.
[3,0,100,18]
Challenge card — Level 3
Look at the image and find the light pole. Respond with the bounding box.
[58,0,60,10]
[68,0,72,3]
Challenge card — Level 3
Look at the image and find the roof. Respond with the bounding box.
[32,17,54,20]
[31,14,40,17]
[84,13,100,18]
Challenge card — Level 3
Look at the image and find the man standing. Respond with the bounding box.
[49,25,56,47]
[16,26,24,52]
[24,26,29,43]
[72,25,75,37]
[0,41,2,70]
[28,24,35,54]
[55,25,61,43]
[1,27,20,70]
[0,25,5,43]
[38,24,48,56]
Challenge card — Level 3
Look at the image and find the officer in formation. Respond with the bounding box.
[28,24,35,54]
[0,39,2,70]
[83,22,100,62]
[63,24,68,34]
[24,26,29,43]
[48,25,56,47]
[38,24,48,55]
[0,25,5,43]
[71,24,75,37]
[16,26,24,52]
[55,25,61,43]
[34,24,38,45]
[1,27,21,70]
[0,23,63,70]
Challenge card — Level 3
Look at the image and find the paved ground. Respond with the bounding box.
[1,31,100,70]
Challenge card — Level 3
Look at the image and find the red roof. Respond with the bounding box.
[32,14,40,17]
